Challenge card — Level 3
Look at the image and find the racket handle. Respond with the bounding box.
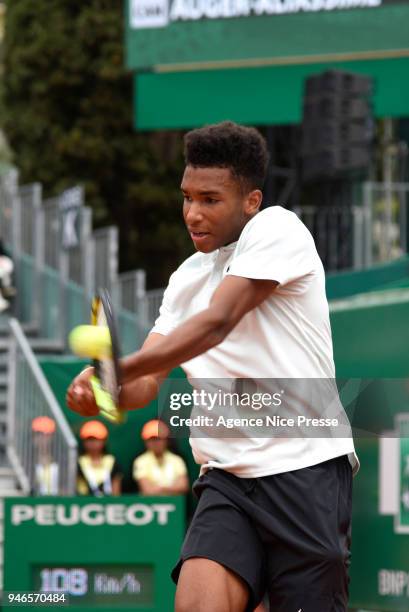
[90,376,126,424]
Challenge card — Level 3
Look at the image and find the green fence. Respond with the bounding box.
[14,251,146,353]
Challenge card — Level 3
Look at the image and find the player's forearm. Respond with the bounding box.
[118,375,159,410]
[120,307,229,382]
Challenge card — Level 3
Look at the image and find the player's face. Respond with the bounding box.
[181,166,261,253]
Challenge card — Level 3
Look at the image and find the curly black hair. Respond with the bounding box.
[184,121,269,192]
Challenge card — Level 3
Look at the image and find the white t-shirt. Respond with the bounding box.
[152,206,359,477]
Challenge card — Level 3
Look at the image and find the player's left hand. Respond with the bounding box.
[66,367,99,417]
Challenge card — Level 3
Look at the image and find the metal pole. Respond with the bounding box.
[383,118,394,260]
[363,181,373,267]
[6,335,30,493]
[67,446,78,495]
[32,183,43,328]
[108,227,119,308]
[6,336,17,459]
[352,207,363,270]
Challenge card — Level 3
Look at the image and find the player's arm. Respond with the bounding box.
[121,275,278,382]
[118,333,171,410]
[66,275,276,414]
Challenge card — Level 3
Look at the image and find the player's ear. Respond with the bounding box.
[244,189,262,216]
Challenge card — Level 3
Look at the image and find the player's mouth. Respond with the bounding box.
[190,231,210,244]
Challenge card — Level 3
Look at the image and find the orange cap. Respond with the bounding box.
[32,416,56,435]
[141,419,169,440]
[80,420,108,440]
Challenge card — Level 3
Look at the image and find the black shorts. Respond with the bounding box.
[172,455,352,612]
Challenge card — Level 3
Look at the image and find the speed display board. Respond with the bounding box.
[3,496,185,612]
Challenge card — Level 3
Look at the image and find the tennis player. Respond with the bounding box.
[67,121,358,612]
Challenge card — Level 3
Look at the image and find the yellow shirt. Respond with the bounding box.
[77,455,119,496]
[133,450,187,488]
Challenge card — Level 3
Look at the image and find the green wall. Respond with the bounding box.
[326,255,409,301]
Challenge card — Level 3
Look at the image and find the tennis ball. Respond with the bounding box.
[69,325,112,359]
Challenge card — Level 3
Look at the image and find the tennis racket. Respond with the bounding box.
[89,289,126,424]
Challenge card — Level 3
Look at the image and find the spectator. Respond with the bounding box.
[31,416,59,495]
[0,238,16,312]
[133,419,189,496]
[77,420,122,496]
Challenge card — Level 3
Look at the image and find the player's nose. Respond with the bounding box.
[184,201,204,225]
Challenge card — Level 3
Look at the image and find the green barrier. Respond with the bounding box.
[330,289,409,377]
[117,309,145,356]
[326,256,409,301]
[41,266,62,340]
[331,288,409,611]
[3,496,185,612]
[66,281,89,335]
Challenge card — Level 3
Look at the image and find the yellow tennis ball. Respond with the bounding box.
[69,325,112,359]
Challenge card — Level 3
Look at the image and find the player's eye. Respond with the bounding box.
[205,197,218,204]
[183,195,193,203]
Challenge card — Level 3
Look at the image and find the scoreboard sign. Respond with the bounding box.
[3,496,185,612]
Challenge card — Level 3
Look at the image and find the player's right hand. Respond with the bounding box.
[66,367,99,417]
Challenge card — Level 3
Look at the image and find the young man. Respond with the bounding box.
[67,121,358,612]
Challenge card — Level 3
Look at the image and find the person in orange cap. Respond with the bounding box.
[133,419,188,496]
[32,416,56,435]
[31,416,59,495]
[77,420,122,496]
